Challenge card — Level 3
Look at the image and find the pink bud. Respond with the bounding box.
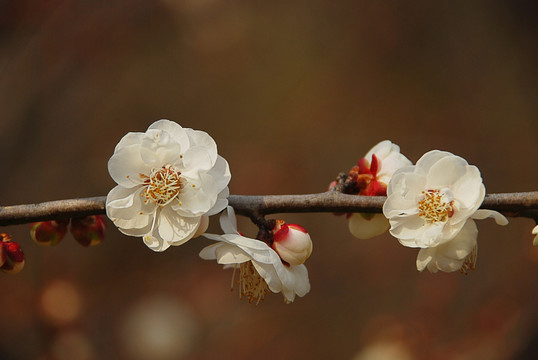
[70,215,106,247]
[272,222,313,265]
[30,220,70,246]
[1,234,25,274]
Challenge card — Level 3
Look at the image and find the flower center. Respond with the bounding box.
[143,165,183,205]
[418,189,454,223]
[231,261,268,306]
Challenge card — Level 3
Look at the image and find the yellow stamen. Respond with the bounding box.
[231,261,269,306]
[143,165,183,205]
[418,189,454,223]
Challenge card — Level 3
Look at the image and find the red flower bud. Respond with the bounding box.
[30,220,70,246]
[70,215,106,247]
[1,234,25,274]
[272,221,313,265]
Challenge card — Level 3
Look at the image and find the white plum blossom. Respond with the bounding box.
[383,150,508,273]
[199,207,310,304]
[106,119,231,252]
[533,225,538,247]
[347,140,412,239]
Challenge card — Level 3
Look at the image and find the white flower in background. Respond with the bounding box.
[416,219,478,274]
[106,119,231,252]
[347,140,412,239]
[383,150,507,249]
[533,225,538,247]
[199,207,310,304]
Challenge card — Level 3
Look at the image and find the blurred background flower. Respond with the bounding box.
[0,0,536,358]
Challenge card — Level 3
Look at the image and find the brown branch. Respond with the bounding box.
[1,192,537,226]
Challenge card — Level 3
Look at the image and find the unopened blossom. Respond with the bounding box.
[271,220,313,265]
[70,215,107,247]
[383,150,508,249]
[30,220,70,246]
[106,119,231,251]
[340,140,411,239]
[532,225,538,247]
[200,207,310,304]
[1,233,25,274]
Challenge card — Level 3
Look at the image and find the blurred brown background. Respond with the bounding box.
[0,1,537,359]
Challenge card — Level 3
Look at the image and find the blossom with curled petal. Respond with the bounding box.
[533,225,538,247]
[346,140,412,239]
[106,119,231,252]
[199,207,310,304]
[383,150,507,249]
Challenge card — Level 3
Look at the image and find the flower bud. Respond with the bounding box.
[30,220,70,246]
[70,215,106,247]
[348,213,390,239]
[272,221,313,265]
[1,234,25,274]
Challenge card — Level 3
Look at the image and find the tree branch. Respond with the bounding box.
[0,192,537,226]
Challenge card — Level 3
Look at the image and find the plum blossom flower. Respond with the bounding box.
[199,207,310,304]
[383,150,508,273]
[344,140,412,239]
[106,119,231,252]
[383,150,507,249]
[533,225,538,247]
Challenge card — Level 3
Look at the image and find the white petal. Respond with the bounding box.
[113,132,145,154]
[181,146,214,175]
[143,234,170,252]
[252,261,282,294]
[139,129,182,168]
[286,264,310,297]
[106,186,154,220]
[383,193,419,218]
[415,150,453,174]
[206,187,230,216]
[348,213,390,239]
[472,209,509,225]
[416,249,433,271]
[108,145,151,188]
[148,119,190,152]
[172,173,218,217]
[364,140,394,161]
[193,215,210,238]
[207,155,231,193]
[185,128,218,165]
[219,205,239,234]
[377,152,412,183]
[451,168,485,210]
[426,155,469,189]
[157,207,200,246]
[387,172,426,200]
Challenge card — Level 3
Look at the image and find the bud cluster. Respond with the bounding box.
[31,215,106,247]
